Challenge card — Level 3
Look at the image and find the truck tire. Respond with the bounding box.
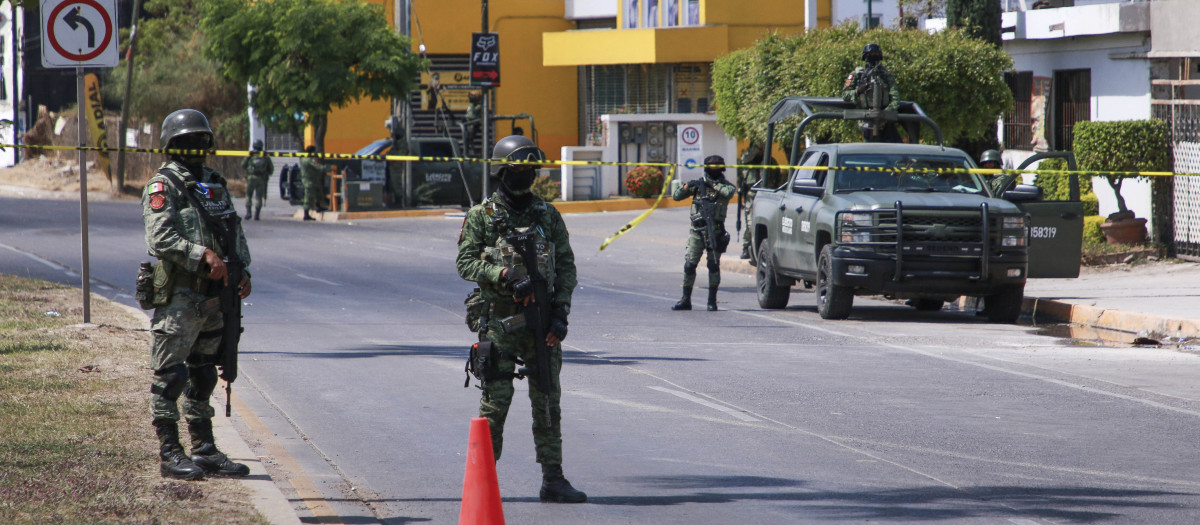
[984,284,1025,323]
[756,241,790,309]
[816,245,853,319]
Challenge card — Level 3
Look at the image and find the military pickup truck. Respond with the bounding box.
[748,97,1083,322]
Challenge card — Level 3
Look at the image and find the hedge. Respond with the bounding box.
[1073,120,1170,215]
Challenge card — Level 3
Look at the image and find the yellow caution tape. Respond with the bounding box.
[599,165,678,252]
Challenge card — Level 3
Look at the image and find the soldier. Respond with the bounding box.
[737,143,765,259]
[672,155,736,311]
[299,145,325,221]
[241,140,274,221]
[142,109,252,480]
[842,43,902,143]
[456,135,587,503]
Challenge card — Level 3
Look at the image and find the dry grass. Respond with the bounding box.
[0,275,267,525]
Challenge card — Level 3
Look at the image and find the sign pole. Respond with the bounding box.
[480,0,490,199]
[76,64,91,323]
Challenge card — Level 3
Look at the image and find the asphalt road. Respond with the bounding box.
[4,193,1200,524]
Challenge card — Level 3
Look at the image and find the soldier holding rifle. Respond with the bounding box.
[141,109,251,480]
[672,155,736,311]
[456,135,586,503]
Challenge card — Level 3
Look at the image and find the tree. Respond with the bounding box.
[947,0,1002,47]
[711,25,1013,154]
[201,0,426,152]
[898,0,946,27]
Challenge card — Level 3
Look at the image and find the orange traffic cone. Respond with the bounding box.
[459,417,505,525]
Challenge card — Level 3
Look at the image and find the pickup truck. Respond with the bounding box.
[748,97,1083,322]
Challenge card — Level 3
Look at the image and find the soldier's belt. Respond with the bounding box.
[173,270,219,297]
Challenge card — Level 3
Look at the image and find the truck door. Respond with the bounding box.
[1008,152,1084,278]
[776,151,827,272]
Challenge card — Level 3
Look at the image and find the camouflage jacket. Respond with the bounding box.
[241,154,274,179]
[841,64,901,112]
[456,193,576,309]
[143,160,251,278]
[672,176,736,223]
[299,157,325,184]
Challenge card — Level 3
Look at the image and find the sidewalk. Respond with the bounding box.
[721,257,1200,341]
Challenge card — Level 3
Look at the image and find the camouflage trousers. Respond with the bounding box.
[245,175,268,211]
[479,321,563,465]
[149,286,223,423]
[303,178,320,212]
[682,230,721,288]
[741,194,755,253]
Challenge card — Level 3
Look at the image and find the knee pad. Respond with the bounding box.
[707,260,721,273]
[683,262,698,276]
[185,365,219,401]
[152,363,189,401]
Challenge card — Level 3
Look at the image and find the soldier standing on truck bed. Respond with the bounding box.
[842,43,903,143]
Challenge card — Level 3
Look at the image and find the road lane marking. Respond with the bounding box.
[0,241,64,270]
[295,273,340,286]
[648,386,760,422]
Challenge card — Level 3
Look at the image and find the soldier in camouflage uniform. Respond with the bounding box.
[456,135,586,504]
[842,43,903,143]
[241,140,274,221]
[737,143,764,259]
[672,155,736,311]
[299,145,325,221]
[143,109,252,480]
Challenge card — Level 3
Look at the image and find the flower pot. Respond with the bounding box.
[1099,217,1147,245]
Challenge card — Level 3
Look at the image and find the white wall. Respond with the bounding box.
[0,5,19,167]
[831,0,902,28]
[1006,32,1154,225]
[565,0,619,20]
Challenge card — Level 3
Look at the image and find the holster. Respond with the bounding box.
[465,339,501,387]
[150,260,175,308]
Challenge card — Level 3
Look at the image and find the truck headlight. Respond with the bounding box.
[1002,216,1027,230]
[840,213,872,243]
[1002,235,1026,247]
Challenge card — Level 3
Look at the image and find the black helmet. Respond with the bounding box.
[703,155,726,173]
[862,43,883,66]
[252,139,264,151]
[980,149,1001,165]
[490,135,545,177]
[160,109,214,149]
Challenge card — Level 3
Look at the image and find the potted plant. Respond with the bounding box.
[624,165,664,198]
[1072,120,1170,245]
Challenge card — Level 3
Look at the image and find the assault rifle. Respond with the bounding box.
[507,231,554,424]
[691,179,720,262]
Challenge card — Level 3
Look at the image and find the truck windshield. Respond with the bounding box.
[834,154,984,194]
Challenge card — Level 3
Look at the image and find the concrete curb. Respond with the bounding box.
[297,197,693,221]
[118,304,300,525]
[717,257,1200,340]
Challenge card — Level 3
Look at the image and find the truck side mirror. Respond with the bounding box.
[1003,183,1043,202]
[791,178,824,197]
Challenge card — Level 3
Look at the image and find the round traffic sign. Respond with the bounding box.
[46,0,113,62]
[681,126,700,145]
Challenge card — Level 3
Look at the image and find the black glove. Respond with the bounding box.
[549,305,569,342]
[504,267,534,300]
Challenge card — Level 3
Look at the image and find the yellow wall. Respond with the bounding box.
[323,0,578,160]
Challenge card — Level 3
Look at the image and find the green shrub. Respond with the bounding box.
[625,166,664,198]
[1033,156,1097,211]
[1083,215,1106,246]
[712,24,1013,148]
[1074,120,1170,215]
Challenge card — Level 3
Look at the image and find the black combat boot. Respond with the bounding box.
[187,419,250,477]
[244,207,253,221]
[540,464,587,503]
[154,419,204,480]
[740,245,750,259]
[303,210,316,221]
[707,286,719,311]
[671,286,693,311]
[254,207,261,221]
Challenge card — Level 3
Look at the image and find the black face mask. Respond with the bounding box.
[169,134,212,169]
[704,168,724,180]
[501,167,537,193]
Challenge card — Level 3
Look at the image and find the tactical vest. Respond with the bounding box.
[479,199,557,296]
[158,163,238,259]
[246,156,272,177]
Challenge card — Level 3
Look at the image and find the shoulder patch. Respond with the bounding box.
[149,181,165,194]
[149,193,167,211]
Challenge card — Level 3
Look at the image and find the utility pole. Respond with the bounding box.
[10,3,20,165]
[481,0,490,198]
[116,0,143,196]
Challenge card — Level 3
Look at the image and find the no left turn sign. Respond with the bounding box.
[41,0,118,68]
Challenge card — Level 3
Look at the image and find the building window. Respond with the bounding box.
[646,0,660,27]
[665,0,679,26]
[580,64,675,145]
[863,14,881,29]
[1053,68,1090,151]
[674,63,711,114]
[1004,71,1033,150]
[625,0,640,28]
[686,0,699,25]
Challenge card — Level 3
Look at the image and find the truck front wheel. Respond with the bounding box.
[756,241,790,309]
[817,245,853,319]
[984,284,1025,323]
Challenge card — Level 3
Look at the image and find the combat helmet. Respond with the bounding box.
[252,139,264,151]
[490,135,545,177]
[980,149,1002,166]
[862,43,883,66]
[160,109,214,149]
